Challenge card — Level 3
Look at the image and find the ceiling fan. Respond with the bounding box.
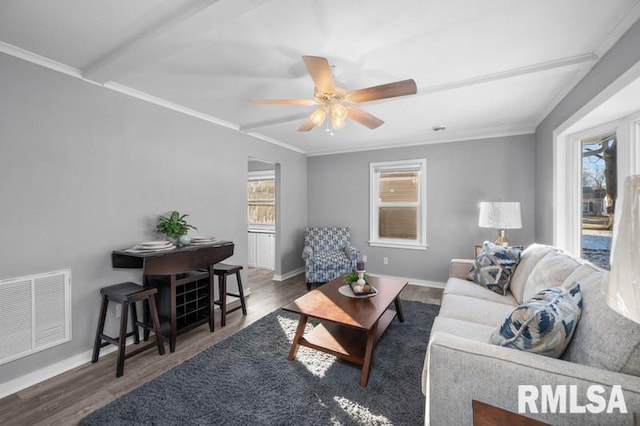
[249,55,417,132]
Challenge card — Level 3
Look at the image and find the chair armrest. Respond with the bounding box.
[302,245,313,261]
[449,259,474,279]
[424,332,640,425]
[345,246,361,262]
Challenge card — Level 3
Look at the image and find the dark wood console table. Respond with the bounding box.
[112,241,234,352]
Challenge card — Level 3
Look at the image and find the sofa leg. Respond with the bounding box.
[306,282,311,290]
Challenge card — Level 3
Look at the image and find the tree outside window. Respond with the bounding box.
[248,173,275,226]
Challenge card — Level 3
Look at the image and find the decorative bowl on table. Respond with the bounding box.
[348,281,377,297]
[343,270,377,297]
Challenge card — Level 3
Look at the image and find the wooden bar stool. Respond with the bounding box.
[213,263,247,327]
[92,282,165,377]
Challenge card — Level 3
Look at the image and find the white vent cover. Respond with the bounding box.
[0,270,71,365]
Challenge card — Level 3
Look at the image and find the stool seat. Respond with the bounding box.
[213,263,247,327]
[92,282,165,377]
[100,282,157,302]
[213,263,243,275]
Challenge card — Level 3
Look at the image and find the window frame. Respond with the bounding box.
[247,170,276,229]
[369,158,427,250]
[554,112,640,256]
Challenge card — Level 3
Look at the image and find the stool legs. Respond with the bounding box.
[216,268,247,327]
[116,301,130,377]
[92,283,165,378]
[147,294,165,356]
[130,302,140,344]
[218,274,228,327]
[91,295,109,363]
[235,271,247,316]
[208,266,215,333]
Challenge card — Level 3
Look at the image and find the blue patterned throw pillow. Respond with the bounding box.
[467,241,522,295]
[490,282,583,358]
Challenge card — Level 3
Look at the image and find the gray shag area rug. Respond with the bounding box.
[81,300,439,426]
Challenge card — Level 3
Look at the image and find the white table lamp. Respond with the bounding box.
[478,201,522,246]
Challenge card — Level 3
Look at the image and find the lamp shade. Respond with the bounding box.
[478,202,522,229]
[606,175,640,323]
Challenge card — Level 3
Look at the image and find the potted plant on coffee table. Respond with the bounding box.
[156,210,197,246]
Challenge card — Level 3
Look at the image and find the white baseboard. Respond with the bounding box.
[272,267,304,282]
[368,273,446,289]
[0,336,132,399]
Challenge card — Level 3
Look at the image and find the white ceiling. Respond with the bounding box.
[1,0,639,155]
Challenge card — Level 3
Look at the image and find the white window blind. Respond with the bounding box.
[369,159,427,250]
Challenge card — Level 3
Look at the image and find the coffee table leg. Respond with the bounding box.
[288,314,308,361]
[360,322,378,387]
[394,297,405,322]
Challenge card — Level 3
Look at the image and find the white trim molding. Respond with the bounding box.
[554,114,640,256]
[369,158,428,250]
[368,273,445,289]
[272,267,304,282]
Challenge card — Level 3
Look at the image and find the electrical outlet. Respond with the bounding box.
[383,257,389,265]
[362,254,368,262]
[115,304,122,318]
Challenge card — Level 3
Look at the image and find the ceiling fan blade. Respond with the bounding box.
[347,79,417,103]
[302,55,335,94]
[249,98,317,106]
[297,118,318,132]
[348,108,385,129]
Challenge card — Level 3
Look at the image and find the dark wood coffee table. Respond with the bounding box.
[282,276,407,387]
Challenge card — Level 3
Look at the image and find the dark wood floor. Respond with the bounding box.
[0,268,443,426]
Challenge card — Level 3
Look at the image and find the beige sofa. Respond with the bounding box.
[422,244,640,425]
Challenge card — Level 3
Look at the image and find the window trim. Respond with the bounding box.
[554,113,640,256]
[369,158,427,250]
[247,170,275,229]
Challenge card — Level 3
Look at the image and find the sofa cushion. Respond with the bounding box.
[509,244,557,304]
[521,250,581,301]
[467,242,522,296]
[561,264,640,376]
[444,277,517,306]
[430,316,497,344]
[491,282,583,358]
[439,293,517,327]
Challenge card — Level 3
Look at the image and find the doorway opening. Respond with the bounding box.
[581,133,617,270]
[247,158,278,289]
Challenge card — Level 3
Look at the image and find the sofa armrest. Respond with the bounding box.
[449,259,474,279]
[345,246,360,262]
[302,245,313,261]
[424,332,640,425]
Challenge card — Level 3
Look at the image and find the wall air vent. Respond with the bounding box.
[0,270,71,365]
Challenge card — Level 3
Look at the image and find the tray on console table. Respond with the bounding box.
[112,240,234,352]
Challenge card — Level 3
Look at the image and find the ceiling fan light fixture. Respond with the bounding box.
[331,103,348,120]
[331,116,346,129]
[310,107,328,126]
[330,103,348,129]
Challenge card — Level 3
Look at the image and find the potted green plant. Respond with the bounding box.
[156,211,197,245]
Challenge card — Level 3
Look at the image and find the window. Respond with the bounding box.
[581,133,616,270]
[247,171,275,227]
[555,111,640,263]
[369,159,427,250]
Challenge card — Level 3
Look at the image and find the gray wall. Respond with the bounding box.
[535,19,640,244]
[307,134,536,284]
[0,54,307,383]
[248,159,275,172]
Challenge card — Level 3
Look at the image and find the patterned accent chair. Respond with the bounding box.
[302,227,361,289]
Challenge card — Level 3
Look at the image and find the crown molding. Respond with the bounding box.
[0,41,306,154]
[305,124,535,157]
[0,41,84,80]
